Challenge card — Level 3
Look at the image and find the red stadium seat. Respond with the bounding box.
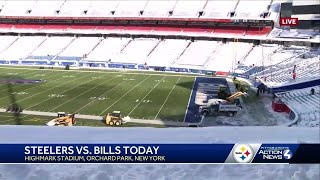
[182,28,213,33]
[69,25,97,30]
[96,26,125,31]
[246,27,272,35]
[41,25,70,30]
[0,24,14,29]
[124,26,154,31]
[153,27,182,32]
[13,24,42,30]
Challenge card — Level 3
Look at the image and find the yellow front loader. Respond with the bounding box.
[105,111,131,126]
[105,111,124,126]
[46,112,76,126]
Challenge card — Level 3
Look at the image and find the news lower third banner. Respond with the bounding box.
[0,144,319,164]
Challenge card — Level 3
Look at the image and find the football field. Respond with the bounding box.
[0,67,196,122]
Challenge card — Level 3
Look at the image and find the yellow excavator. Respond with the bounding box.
[226,91,248,102]
[46,112,76,126]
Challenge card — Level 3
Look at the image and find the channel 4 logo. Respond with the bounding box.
[283,149,293,160]
[258,147,292,160]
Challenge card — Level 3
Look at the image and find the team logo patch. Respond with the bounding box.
[232,144,254,163]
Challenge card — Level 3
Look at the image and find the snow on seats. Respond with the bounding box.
[28,0,65,16]
[146,39,189,67]
[235,0,271,18]
[55,37,101,62]
[171,0,206,18]
[142,0,176,17]
[26,37,75,61]
[277,86,320,127]
[84,37,131,62]
[201,0,238,18]
[0,36,45,61]
[0,0,37,16]
[173,41,220,69]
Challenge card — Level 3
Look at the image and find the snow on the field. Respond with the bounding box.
[0,125,319,180]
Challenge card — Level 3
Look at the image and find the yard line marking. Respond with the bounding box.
[154,76,182,120]
[99,75,152,116]
[7,71,87,105]
[0,71,70,100]
[183,77,196,122]
[75,74,140,113]
[24,73,101,109]
[127,76,167,116]
[49,75,119,111]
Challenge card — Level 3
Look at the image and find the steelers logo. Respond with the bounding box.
[232,144,254,163]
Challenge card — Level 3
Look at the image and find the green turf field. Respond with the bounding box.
[0,67,195,122]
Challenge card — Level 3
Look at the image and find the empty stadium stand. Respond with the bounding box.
[252,48,319,87]
[0,0,277,19]
[276,86,320,127]
[0,0,318,91]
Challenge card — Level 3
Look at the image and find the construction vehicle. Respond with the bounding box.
[105,111,131,126]
[199,92,247,117]
[46,112,76,126]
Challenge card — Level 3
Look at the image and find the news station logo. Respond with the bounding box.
[280,18,299,26]
[258,147,292,160]
[232,144,254,163]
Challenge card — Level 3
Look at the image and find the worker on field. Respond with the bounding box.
[292,65,297,80]
[311,88,315,95]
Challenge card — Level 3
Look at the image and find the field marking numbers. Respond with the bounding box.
[127,76,166,116]
[154,76,181,120]
[48,94,65,98]
[0,71,70,100]
[90,97,109,101]
[99,75,151,116]
[25,73,101,110]
[11,91,28,95]
[49,75,118,111]
[123,78,135,81]
[62,75,75,78]
[135,99,152,103]
[155,80,167,82]
[74,74,139,113]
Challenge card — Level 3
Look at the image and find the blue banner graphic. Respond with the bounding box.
[0,144,318,164]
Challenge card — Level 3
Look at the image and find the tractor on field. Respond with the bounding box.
[199,91,247,117]
[46,112,76,126]
[105,111,130,126]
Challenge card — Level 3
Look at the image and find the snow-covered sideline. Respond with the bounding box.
[0,125,319,143]
[0,125,319,180]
